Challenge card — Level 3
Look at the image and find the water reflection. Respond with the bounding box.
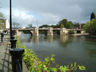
[59,35,73,47]
[60,35,68,43]
[47,35,53,42]
[31,36,39,43]
[88,49,96,57]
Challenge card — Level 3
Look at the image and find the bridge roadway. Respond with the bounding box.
[12,28,83,31]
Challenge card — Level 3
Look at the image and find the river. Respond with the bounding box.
[20,33,96,72]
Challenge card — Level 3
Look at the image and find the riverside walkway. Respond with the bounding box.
[0,34,28,72]
[0,35,12,72]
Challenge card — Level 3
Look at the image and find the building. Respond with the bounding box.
[0,17,9,29]
[0,17,6,29]
[0,17,9,33]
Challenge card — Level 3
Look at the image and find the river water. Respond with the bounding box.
[20,33,96,72]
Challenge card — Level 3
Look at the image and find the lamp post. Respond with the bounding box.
[9,1,25,72]
[9,0,12,39]
[9,0,17,48]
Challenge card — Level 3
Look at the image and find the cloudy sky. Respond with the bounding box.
[0,0,96,27]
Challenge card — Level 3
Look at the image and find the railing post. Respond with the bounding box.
[10,39,17,48]
[10,48,24,72]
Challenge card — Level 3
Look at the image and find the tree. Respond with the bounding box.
[67,21,73,29]
[58,19,73,29]
[90,12,96,20]
[39,24,50,28]
[60,24,64,28]
[83,19,96,35]
[59,19,67,28]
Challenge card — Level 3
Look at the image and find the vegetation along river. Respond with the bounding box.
[20,33,96,72]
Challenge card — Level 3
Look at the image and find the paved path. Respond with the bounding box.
[0,34,28,72]
[0,34,12,72]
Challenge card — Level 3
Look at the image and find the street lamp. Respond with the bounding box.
[9,0,12,39]
[9,0,17,48]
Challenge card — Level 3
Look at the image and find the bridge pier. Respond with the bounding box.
[16,30,21,37]
[33,28,39,36]
[30,31,33,35]
[74,31,77,34]
[60,28,68,36]
[81,31,85,34]
[48,27,53,36]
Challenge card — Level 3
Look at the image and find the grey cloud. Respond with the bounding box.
[0,0,96,26]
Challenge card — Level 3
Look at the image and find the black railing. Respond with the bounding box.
[16,60,22,72]
[10,48,24,72]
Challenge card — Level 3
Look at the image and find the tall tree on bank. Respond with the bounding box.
[90,12,96,20]
[83,19,96,35]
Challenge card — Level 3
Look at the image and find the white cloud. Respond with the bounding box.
[0,8,35,27]
[12,9,34,20]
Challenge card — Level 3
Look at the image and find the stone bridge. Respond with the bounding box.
[13,28,84,37]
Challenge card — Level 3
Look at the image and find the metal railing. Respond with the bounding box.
[10,48,24,72]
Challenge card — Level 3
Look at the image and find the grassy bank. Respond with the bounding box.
[17,40,86,72]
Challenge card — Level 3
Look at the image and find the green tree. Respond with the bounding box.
[60,24,64,28]
[39,24,50,28]
[67,21,73,29]
[90,12,96,20]
[58,19,73,28]
[83,19,96,35]
[59,19,67,28]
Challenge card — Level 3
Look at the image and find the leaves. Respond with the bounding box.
[59,19,73,29]
[78,65,86,70]
[59,66,69,72]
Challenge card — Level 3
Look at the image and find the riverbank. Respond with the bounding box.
[89,35,96,38]
[72,33,89,36]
